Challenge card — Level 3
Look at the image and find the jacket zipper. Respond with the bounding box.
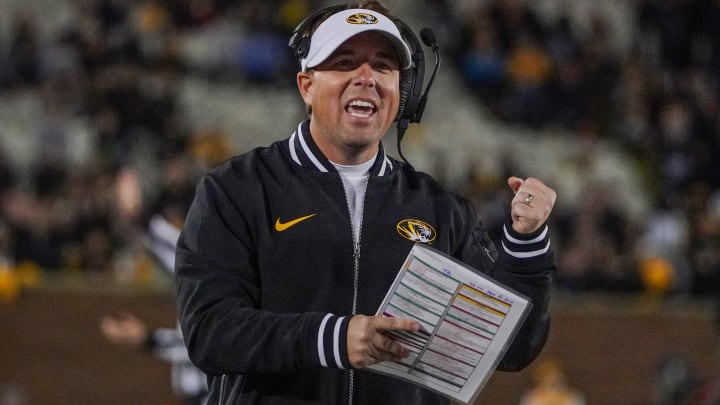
[346,177,367,405]
[352,241,361,312]
[482,246,496,263]
[348,241,361,405]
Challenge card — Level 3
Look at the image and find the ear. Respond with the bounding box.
[297,71,314,107]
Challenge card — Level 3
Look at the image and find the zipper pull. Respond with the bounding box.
[482,246,495,263]
[353,242,361,259]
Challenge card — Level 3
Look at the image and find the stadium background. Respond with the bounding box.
[0,0,718,403]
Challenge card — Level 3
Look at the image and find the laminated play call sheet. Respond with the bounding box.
[369,243,532,405]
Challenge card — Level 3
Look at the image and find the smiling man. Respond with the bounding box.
[297,15,407,164]
[174,2,558,404]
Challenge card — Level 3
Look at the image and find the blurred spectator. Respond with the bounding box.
[609,57,653,150]
[108,151,200,283]
[502,32,553,128]
[277,0,309,32]
[544,17,585,130]
[100,156,206,404]
[653,355,697,405]
[636,194,691,295]
[636,0,703,73]
[520,358,586,405]
[99,209,206,405]
[701,2,720,83]
[459,12,506,107]
[554,180,641,293]
[238,3,293,84]
[3,160,68,270]
[486,0,545,52]
[685,182,720,296]
[0,154,13,189]
[653,98,700,195]
[189,125,237,170]
[7,16,41,87]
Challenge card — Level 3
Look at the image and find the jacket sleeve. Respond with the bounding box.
[455,200,554,372]
[174,173,351,376]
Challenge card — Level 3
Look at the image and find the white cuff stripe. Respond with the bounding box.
[503,224,548,244]
[501,240,551,258]
[317,314,332,367]
[333,316,346,369]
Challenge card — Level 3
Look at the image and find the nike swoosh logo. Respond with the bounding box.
[275,214,317,232]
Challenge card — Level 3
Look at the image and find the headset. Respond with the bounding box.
[288,4,441,167]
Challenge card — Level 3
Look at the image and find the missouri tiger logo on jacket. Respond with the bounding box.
[396,219,437,244]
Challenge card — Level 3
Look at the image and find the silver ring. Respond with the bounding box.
[524,194,534,205]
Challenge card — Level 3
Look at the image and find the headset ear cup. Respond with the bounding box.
[395,21,424,124]
[396,68,415,121]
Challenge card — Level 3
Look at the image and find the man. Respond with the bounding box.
[175,2,557,404]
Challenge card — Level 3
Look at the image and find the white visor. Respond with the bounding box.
[301,8,413,72]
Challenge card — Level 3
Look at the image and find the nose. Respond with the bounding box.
[353,63,375,87]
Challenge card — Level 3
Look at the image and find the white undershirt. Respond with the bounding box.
[331,157,374,243]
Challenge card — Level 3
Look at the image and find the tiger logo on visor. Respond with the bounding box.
[346,13,379,25]
[396,219,437,244]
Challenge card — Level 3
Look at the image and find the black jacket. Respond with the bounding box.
[175,120,554,404]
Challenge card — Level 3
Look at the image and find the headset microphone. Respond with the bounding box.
[415,28,441,124]
[396,27,441,168]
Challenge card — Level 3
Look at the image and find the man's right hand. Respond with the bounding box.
[346,315,420,368]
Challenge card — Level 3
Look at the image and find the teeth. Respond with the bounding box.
[349,111,371,118]
[349,100,374,109]
[347,100,375,117]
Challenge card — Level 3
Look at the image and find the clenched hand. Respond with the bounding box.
[508,176,557,234]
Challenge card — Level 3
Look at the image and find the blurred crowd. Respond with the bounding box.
[451,0,720,300]
[0,0,309,285]
[0,0,718,303]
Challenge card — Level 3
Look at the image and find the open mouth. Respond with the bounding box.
[346,99,376,118]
